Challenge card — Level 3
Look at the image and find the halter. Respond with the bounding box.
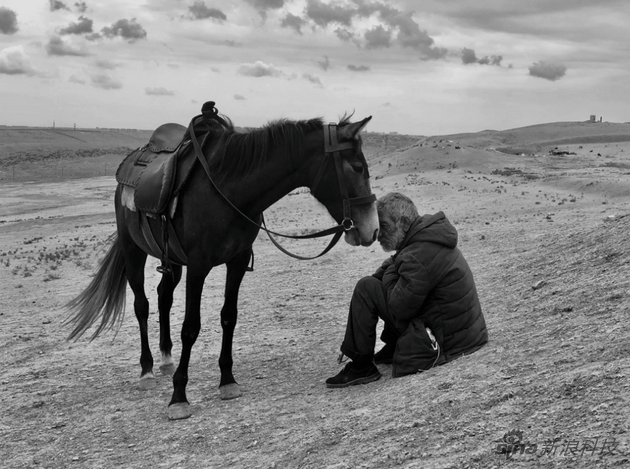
[189,115,376,260]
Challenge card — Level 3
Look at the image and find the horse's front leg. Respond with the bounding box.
[219,248,252,400]
[156,264,182,376]
[168,264,209,420]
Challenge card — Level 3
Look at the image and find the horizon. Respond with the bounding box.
[1,1,629,135]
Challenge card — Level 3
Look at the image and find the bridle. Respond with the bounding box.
[188,115,376,260]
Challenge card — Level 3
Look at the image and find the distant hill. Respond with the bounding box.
[429,121,630,155]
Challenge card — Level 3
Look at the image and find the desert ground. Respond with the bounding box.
[1,120,630,468]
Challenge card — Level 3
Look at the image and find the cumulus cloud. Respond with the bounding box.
[364,25,391,49]
[281,13,306,34]
[461,48,502,66]
[306,0,353,27]
[238,61,283,78]
[75,2,87,13]
[91,73,122,89]
[49,0,70,11]
[348,64,370,72]
[234,94,246,100]
[59,16,93,35]
[46,35,90,56]
[529,60,567,81]
[145,87,175,96]
[0,7,18,35]
[294,0,446,60]
[0,46,35,75]
[101,18,147,42]
[188,1,226,21]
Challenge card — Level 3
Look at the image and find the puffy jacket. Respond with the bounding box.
[373,212,487,377]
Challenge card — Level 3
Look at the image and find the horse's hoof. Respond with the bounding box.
[168,403,191,420]
[219,383,242,400]
[139,373,156,390]
[159,363,176,376]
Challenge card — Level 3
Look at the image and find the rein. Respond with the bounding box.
[188,112,376,260]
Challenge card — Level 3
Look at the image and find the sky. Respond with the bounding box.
[0,0,629,135]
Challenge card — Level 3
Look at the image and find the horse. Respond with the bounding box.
[65,106,379,420]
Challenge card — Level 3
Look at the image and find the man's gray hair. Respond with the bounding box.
[377,192,418,222]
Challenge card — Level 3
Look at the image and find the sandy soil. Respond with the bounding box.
[1,123,630,468]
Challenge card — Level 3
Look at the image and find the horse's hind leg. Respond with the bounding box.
[157,265,182,375]
[218,247,252,400]
[121,243,154,389]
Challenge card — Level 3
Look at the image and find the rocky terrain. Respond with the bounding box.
[1,120,629,468]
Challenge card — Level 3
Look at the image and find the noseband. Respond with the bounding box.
[189,115,376,260]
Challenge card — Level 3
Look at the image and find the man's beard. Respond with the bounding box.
[379,230,405,252]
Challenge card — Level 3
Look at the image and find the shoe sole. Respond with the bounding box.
[325,371,382,389]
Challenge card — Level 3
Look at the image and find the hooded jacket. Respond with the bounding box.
[373,212,487,377]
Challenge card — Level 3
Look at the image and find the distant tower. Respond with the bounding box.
[53,120,56,129]
[589,115,596,123]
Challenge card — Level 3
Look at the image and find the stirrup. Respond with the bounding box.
[337,352,349,364]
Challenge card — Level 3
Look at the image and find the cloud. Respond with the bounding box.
[529,60,567,81]
[59,16,93,35]
[296,0,446,60]
[238,61,283,77]
[347,64,370,72]
[49,0,70,12]
[75,2,87,13]
[461,48,503,66]
[234,94,246,100]
[188,1,226,21]
[0,7,18,35]
[281,13,307,34]
[364,25,391,49]
[244,0,284,11]
[46,35,90,56]
[306,0,354,27]
[101,18,147,42]
[0,46,35,75]
[303,73,323,86]
[69,74,86,84]
[94,59,119,69]
[91,73,122,89]
[145,87,175,96]
[317,55,330,71]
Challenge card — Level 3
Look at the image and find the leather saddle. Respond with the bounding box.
[116,123,195,215]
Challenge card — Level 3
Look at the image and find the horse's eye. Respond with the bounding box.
[351,163,364,174]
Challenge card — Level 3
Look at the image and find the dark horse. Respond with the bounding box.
[65,108,379,419]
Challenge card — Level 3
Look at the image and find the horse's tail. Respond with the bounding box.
[65,232,127,341]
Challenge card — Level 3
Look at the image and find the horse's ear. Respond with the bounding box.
[338,116,372,140]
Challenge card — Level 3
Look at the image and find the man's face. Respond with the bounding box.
[377,213,406,252]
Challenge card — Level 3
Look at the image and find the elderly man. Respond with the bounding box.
[326,192,488,388]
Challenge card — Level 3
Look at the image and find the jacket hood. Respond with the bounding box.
[400,211,457,249]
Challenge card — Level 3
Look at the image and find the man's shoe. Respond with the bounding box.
[325,362,381,388]
[374,343,395,364]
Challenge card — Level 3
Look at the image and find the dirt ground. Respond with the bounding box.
[1,124,630,468]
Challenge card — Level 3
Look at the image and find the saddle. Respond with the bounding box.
[115,101,230,270]
[116,123,192,215]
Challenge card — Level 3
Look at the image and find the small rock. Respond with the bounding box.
[532,280,546,290]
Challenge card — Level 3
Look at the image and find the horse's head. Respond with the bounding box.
[308,116,379,247]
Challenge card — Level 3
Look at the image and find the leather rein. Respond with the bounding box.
[188,115,376,260]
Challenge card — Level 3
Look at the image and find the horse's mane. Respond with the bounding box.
[198,112,361,178]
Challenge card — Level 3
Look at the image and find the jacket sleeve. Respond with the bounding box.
[372,256,394,280]
[387,253,433,322]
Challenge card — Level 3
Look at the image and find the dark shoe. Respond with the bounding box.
[374,343,395,364]
[326,362,381,388]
